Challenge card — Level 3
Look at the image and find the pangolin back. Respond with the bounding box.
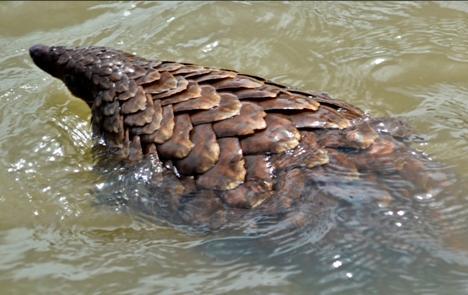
[30,45,443,227]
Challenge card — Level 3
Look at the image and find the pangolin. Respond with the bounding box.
[29,44,445,228]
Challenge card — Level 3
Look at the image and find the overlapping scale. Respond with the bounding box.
[175,124,220,175]
[196,137,246,190]
[190,93,241,124]
[136,69,161,85]
[141,105,175,144]
[102,100,119,116]
[32,45,450,226]
[285,105,351,129]
[195,70,237,83]
[117,80,138,101]
[221,181,272,209]
[157,114,194,159]
[212,102,266,137]
[100,88,117,102]
[156,62,184,72]
[159,81,201,105]
[240,114,301,154]
[153,76,189,100]
[173,85,221,112]
[244,155,273,186]
[212,76,263,90]
[47,46,382,203]
[114,74,130,93]
[131,100,163,135]
[235,85,280,99]
[121,87,147,114]
[317,120,378,150]
[254,96,319,111]
[144,71,178,94]
[102,112,123,134]
[171,65,205,75]
[124,96,155,126]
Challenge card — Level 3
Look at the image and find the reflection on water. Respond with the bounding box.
[1,1,468,294]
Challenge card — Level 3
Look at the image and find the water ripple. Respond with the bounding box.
[1,1,468,294]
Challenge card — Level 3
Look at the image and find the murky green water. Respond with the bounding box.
[1,1,468,294]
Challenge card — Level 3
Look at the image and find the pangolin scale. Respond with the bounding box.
[29,45,445,228]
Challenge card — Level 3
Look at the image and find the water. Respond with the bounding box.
[1,1,468,294]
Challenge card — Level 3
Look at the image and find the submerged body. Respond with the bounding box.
[29,45,447,229]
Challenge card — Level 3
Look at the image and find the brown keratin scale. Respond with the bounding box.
[29,45,445,227]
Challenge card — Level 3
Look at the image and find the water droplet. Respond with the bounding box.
[373,58,386,65]
[202,41,219,53]
[415,192,433,201]
[332,260,342,268]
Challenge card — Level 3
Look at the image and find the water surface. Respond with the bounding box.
[1,1,468,294]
